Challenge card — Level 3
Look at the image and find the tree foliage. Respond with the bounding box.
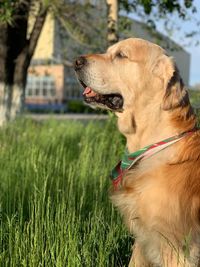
[119,0,196,15]
[119,0,200,46]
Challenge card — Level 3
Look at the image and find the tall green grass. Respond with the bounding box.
[0,118,132,267]
[2,114,199,267]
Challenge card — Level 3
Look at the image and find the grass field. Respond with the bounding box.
[1,109,200,267]
[0,117,132,267]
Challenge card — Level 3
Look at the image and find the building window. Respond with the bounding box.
[43,88,47,96]
[50,88,55,96]
[65,73,82,100]
[35,88,40,96]
[26,76,56,98]
[29,88,33,96]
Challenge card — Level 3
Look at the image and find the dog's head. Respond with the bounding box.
[74,38,189,113]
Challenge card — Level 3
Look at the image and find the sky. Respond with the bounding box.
[157,0,200,86]
[188,39,200,86]
[182,0,200,86]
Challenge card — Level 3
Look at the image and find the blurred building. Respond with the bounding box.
[26,14,80,112]
[25,14,190,111]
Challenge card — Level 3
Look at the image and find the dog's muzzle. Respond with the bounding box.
[74,56,123,112]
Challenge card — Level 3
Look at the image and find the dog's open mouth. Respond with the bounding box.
[79,80,123,112]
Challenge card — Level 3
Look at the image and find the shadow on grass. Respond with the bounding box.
[110,235,134,267]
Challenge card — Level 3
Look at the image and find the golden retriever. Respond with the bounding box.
[74,38,200,267]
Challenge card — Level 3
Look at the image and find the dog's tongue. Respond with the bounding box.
[83,87,97,97]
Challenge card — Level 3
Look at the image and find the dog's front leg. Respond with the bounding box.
[128,242,153,267]
[160,246,192,267]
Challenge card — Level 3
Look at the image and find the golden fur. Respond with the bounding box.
[76,38,200,266]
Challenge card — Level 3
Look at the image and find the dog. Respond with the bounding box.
[74,38,200,267]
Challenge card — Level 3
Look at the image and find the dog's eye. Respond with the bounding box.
[115,51,127,59]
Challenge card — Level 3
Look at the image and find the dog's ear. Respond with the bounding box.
[162,67,189,110]
[153,55,189,110]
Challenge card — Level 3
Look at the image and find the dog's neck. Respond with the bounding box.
[116,103,196,153]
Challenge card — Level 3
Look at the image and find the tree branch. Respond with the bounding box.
[106,0,118,46]
[52,57,73,67]
[0,24,8,82]
[14,3,48,85]
[27,3,48,60]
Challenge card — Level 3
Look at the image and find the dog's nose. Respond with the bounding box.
[74,56,87,71]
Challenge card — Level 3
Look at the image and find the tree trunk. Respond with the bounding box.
[106,0,118,46]
[0,2,47,126]
[0,83,23,124]
[0,83,11,125]
[0,24,10,125]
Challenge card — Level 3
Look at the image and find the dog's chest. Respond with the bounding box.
[111,185,147,235]
[110,184,165,264]
[110,171,168,237]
